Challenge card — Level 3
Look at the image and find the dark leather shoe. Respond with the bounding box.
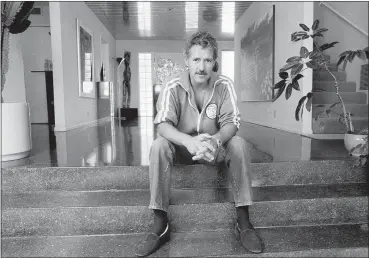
[235,222,263,253]
[134,224,170,257]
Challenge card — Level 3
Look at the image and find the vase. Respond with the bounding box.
[344,133,368,157]
[1,102,32,161]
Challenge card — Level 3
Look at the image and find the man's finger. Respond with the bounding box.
[203,152,214,161]
[202,141,216,152]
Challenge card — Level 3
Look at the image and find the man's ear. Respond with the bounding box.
[212,61,219,72]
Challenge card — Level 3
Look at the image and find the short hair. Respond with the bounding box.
[184,31,218,60]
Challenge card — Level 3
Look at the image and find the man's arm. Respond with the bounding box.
[212,123,237,145]
[157,122,192,147]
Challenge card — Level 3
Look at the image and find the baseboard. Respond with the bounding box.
[242,120,304,136]
[54,117,111,132]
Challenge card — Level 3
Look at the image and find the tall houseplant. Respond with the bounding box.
[272,19,368,165]
[1,1,35,162]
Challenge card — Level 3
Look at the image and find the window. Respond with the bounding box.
[139,116,154,165]
[221,50,234,81]
[137,2,151,36]
[222,2,235,34]
[139,53,153,117]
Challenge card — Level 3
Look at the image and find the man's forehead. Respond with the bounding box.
[188,45,214,58]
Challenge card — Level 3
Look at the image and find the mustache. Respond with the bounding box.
[196,71,207,75]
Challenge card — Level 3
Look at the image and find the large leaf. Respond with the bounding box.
[295,96,307,121]
[291,63,303,76]
[291,80,300,91]
[300,47,309,58]
[336,55,346,68]
[273,79,286,89]
[338,50,350,58]
[315,28,328,33]
[299,23,310,31]
[280,61,300,72]
[279,71,289,79]
[312,20,320,30]
[305,93,313,112]
[293,74,304,82]
[285,84,293,100]
[286,56,301,63]
[273,83,287,102]
[348,52,356,62]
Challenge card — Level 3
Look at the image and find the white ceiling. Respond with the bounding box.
[85,1,253,40]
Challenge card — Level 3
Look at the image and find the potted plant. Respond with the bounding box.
[1,1,35,161]
[272,19,368,160]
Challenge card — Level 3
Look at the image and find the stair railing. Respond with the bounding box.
[319,2,368,37]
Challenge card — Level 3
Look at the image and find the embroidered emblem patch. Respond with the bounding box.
[206,103,217,119]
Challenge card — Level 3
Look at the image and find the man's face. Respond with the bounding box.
[185,45,215,86]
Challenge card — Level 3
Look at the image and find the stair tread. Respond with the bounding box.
[2,196,367,236]
[3,183,368,209]
[2,160,367,192]
[2,224,368,257]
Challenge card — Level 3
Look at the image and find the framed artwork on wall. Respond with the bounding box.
[239,5,275,102]
[76,18,95,98]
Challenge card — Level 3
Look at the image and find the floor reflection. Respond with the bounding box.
[2,117,355,169]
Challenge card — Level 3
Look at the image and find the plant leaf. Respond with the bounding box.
[348,52,356,62]
[338,50,350,58]
[315,28,328,33]
[326,109,331,117]
[286,56,302,63]
[280,61,300,72]
[291,63,303,76]
[299,23,310,31]
[312,20,320,30]
[291,31,308,42]
[279,71,289,79]
[305,93,313,112]
[273,79,286,89]
[316,104,326,107]
[311,33,324,38]
[300,46,309,58]
[285,84,293,100]
[337,55,346,68]
[291,80,300,91]
[293,74,304,82]
[295,96,307,121]
[302,34,310,39]
[357,50,367,60]
[273,83,287,102]
[312,88,326,92]
[329,102,341,109]
[306,60,320,69]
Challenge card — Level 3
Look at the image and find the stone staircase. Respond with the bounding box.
[2,160,368,257]
[312,55,368,135]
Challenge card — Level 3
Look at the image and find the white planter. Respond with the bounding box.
[344,133,368,157]
[1,102,32,161]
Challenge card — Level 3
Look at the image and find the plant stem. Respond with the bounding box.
[313,40,352,133]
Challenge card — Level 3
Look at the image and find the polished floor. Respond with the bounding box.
[2,117,355,168]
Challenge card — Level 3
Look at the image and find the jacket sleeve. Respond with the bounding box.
[153,79,179,127]
[218,78,241,129]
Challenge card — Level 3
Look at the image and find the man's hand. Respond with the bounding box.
[182,133,216,162]
[192,137,218,163]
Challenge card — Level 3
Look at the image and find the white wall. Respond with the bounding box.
[116,40,233,110]
[314,2,368,92]
[2,33,26,103]
[234,2,314,135]
[50,2,116,131]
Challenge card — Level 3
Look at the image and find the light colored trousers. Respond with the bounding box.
[148,135,253,212]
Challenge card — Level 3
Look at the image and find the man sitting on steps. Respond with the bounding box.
[135,31,263,257]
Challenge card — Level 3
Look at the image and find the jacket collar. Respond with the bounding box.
[179,70,220,92]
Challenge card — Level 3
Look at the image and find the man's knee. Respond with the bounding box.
[227,136,248,154]
[150,137,174,158]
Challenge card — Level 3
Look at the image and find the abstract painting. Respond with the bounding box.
[240,5,275,101]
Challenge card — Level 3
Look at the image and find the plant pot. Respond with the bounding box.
[344,133,368,157]
[1,102,32,161]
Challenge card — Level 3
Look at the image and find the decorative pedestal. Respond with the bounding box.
[117,108,138,121]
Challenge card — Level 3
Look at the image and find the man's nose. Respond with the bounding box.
[198,61,205,71]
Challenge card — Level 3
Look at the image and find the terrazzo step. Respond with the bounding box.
[313,81,357,92]
[2,224,368,257]
[313,71,346,81]
[2,161,368,193]
[313,117,369,134]
[312,104,368,118]
[3,183,368,208]
[2,196,367,237]
[312,92,367,104]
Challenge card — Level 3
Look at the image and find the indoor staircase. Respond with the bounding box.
[312,55,368,135]
[2,161,368,257]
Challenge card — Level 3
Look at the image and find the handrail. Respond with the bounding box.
[319,2,368,37]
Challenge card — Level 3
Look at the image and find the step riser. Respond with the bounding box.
[314,71,346,81]
[312,92,368,104]
[313,81,357,92]
[313,119,369,134]
[312,104,368,118]
[2,225,368,257]
[2,197,367,237]
[2,161,368,193]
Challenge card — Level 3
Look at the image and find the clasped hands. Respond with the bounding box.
[184,133,219,163]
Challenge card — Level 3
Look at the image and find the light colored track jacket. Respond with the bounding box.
[154,70,241,136]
